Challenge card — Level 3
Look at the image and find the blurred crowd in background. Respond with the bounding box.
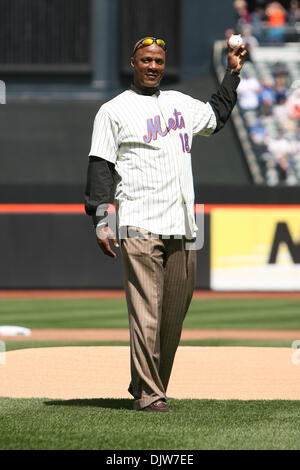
[234,0,300,44]
[224,0,300,185]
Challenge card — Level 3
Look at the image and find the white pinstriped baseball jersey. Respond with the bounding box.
[89,89,217,236]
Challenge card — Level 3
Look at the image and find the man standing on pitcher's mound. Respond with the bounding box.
[85,36,246,412]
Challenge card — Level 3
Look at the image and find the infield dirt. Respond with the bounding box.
[2,328,300,341]
[1,346,300,400]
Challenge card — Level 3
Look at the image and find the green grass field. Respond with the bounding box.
[1,397,300,450]
[3,338,294,352]
[0,297,300,329]
[1,296,300,450]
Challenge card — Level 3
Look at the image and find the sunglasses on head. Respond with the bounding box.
[132,37,167,55]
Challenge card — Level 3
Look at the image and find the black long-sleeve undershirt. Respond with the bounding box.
[209,69,240,133]
[84,156,116,227]
[85,70,240,227]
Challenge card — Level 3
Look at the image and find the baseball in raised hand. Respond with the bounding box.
[227,34,247,72]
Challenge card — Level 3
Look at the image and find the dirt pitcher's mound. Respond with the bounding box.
[1,346,300,400]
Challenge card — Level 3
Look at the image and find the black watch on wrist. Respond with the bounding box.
[226,67,240,76]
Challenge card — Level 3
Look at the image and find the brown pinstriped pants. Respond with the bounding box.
[121,226,196,410]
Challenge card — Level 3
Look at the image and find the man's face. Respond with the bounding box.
[131,43,165,89]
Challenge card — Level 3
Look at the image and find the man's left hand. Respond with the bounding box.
[227,37,247,72]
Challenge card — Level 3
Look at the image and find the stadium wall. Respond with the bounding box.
[1,204,300,291]
[0,209,210,290]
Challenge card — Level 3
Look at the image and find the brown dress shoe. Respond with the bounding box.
[141,400,173,412]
